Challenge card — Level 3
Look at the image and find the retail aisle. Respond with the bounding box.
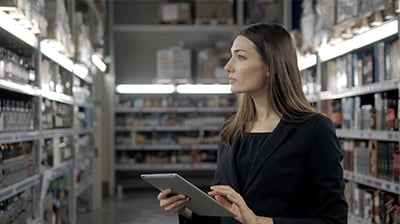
[77,189,177,224]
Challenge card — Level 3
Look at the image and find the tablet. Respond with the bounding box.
[140,173,235,217]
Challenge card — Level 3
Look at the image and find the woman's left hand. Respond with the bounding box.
[208,185,258,224]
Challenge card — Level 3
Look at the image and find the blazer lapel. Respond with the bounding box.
[242,120,294,193]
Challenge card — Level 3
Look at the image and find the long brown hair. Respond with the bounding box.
[220,23,317,145]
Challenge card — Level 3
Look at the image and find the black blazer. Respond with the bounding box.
[180,114,348,224]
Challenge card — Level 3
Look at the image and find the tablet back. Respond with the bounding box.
[141,173,234,217]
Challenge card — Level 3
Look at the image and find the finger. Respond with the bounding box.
[215,195,232,208]
[160,194,186,207]
[164,197,190,212]
[157,188,173,200]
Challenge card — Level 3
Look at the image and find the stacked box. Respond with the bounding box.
[215,0,233,20]
[336,0,359,25]
[45,0,75,56]
[156,46,191,81]
[195,0,215,20]
[157,2,192,24]
[196,48,219,81]
[75,12,94,67]
[245,0,282,24]
[195,0,233,23]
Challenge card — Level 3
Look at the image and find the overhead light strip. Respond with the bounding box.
[176,84,232,94]
[319,19,398,62]
[116,84,176,94]
[116,84,233,94]
[0,10,37,47]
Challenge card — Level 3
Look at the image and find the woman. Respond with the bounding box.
[157,23,348,224]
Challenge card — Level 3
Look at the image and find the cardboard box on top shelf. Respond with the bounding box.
[157,2,192,24]
[194,0,233,25]
[246,0,282,25]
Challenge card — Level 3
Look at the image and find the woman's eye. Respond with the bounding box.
[237,55,246,60]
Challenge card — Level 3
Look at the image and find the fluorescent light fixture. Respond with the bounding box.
[176,84,232,94]
[40,40,74,72]
[91,54,107,72]
[319,19,398,61]
[0,11,37,47]
[297,54,317,70]
[73,64,89,80]
[116,84,175,94]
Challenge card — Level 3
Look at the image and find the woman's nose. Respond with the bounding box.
[224,58,233,73]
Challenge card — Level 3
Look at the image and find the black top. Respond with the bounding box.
[235,132,271,189]
[179,114,348,224]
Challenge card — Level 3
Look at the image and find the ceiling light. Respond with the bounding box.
[176,84,231,94]
[116,84,175,94]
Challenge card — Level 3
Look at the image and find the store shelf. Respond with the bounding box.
[343,170,400,194]
[0,79,41,96]
[336,129,399,141]
[0,174,41,201]
[0,11,38,48]
[77,127,93,135]
[320,80,399,100]
[318,19,398,61]
[115,144,218,151]
[116,107,235,113]
[0,131,40,143]
[114,24,238,33]
[348,214,372,224]
[115,163,217,171]
[42,90,74,105]
[115,125,221,132]
[75,177,93,196]
[42,128,75,139]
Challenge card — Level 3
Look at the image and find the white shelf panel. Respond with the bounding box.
[115,107,235,113]
[75,178,93,196]
[320,81,399,100]
[44,161,74,181]
[115,24,238,33]
[306,94,319,103]
[115,125,221,132]
[42,90,74,105]
[344,170,400,194]
[348,214,372,224]
[115,163,217,171]
[0,131,40,143]
[0,11,38,48]
[0,174,41,201]
[0,79,41,96]
[336,129,399,141]
[115,144,218,151]
[319,19,398,61]
[42,128,75,139]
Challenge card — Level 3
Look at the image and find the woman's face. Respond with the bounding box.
[224,35,268,95]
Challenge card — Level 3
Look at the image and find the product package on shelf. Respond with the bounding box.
[44,0,74,57]
[156,45,191,83]
[74,12,94,68]
[0,0,48,36]
[157,2,192,24]
[194,0,233,25]
[245,0,282,25]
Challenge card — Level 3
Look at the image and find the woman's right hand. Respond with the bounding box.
[157,188,192,219]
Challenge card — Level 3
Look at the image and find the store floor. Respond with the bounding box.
[77,189,177,224]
